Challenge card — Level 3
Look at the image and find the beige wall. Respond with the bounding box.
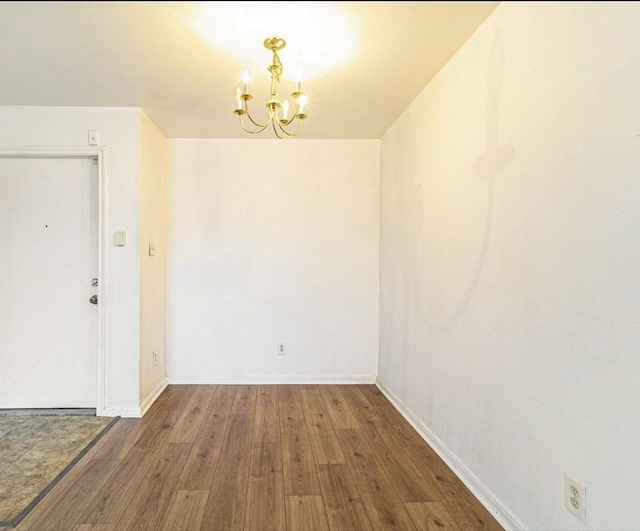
[167,139,380,383]
[139,111,168,409]
[379,3,640,529]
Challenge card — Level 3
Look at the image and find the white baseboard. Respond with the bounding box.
[167,375,377,385]
[140,377,168,416]
[376,380,525,531]
[97,378,168,418]
[97,406,142,418]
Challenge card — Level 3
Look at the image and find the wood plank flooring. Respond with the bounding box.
[17,385,502,531]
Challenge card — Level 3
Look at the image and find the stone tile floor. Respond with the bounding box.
[0,413,113,525]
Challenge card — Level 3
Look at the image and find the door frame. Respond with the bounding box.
[0,146,108,414]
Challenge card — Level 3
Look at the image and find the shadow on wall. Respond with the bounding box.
[408,31,515,336]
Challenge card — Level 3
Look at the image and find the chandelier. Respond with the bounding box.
[234,37,308,138]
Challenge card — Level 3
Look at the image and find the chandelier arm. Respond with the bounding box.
[271,120,285,139]
[277,114,296,127]
[244,107,271,129]
[275,116,304,137]
[239,113,271,134]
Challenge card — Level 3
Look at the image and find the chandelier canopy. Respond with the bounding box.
[234,37,308,139]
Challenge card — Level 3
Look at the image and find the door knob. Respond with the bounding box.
[89,295,98,305]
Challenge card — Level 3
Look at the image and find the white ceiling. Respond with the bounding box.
[0,1,499,139]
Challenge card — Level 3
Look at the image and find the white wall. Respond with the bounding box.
[0,107,142,413]
[168,139,379,383]
[379,3,640,530]
[139,111,168,409]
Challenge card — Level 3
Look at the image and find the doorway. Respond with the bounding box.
[0,154,103,408]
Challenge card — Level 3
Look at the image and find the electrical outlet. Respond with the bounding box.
[277,342,286,356]
[153,351,158,366]
[565,473,586,522]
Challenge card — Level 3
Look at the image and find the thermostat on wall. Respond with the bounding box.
[115,230,126,247]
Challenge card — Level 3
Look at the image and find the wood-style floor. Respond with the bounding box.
[16,385,502,531]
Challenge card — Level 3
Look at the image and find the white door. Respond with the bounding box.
[0,157,98,408]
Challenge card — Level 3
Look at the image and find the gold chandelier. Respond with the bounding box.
[234,37,308,138]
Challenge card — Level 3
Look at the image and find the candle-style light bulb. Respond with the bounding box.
[295,69,303,93]
[282,100,289,120]
[298,94,308,114]
[235,88,242,110]
[242,70,250,94]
